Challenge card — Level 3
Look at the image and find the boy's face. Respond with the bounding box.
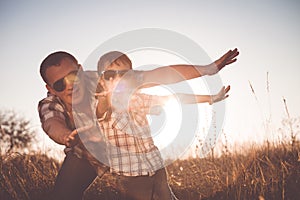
[45,58,85,109]
[100,61,131,92]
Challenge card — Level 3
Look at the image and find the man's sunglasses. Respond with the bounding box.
[101,70,129,81]
[52,70,81,92]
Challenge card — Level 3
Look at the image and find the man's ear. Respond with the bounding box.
[46,84,55,95]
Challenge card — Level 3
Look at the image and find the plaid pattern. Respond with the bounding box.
[98,93,164,176]
[38,95,66,122]
[38,72,109,176]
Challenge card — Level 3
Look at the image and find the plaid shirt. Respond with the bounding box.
[98,93,164,176]
[38,71,109,176]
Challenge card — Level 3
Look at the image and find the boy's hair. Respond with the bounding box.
[40,51,78,84]
[97,51,132,75]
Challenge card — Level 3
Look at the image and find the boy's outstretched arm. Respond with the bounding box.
[176,85,230,105]
[209,85,230,105]
[142,48,239,85]
[148,85,230,109]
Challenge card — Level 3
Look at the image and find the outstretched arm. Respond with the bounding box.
[177,85,230,105]
[147,85,230,108]
[42,117,94,147]
[142,48,239,85]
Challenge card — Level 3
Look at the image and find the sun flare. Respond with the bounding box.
[154,98,182,148]
[143,87,183,149]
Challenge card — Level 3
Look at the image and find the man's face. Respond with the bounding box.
[45,58,85,109]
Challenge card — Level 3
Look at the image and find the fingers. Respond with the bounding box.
[225,58,237,65]
[220,86,225,94]
[68,129,78,140]
[219,48,239,61]
[217,85,230,100]
[225,85,231,93]
[65,124,95,147]
[211,85,230,104]
[227,48,239,61]
[221,49,233,60]
[223,48,239,64]
[214,48,239,72]
[223,86,230,99]
[231,48,239,57]
[65,131,76,147]
[69,124,94,139]
[95,91,110,97]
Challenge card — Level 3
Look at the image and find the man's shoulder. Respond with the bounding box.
[38,93,65,113]
[39,93,59,105]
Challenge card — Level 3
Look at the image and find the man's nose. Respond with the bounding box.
[64,81,78,93]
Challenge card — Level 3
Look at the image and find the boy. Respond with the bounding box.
[96,51,230,199]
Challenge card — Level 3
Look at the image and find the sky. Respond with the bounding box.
[1,0,300,157]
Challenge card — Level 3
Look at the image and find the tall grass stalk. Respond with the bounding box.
[282,97,296,148]
[248,80,267,134]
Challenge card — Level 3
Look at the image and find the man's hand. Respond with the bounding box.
[204,48,239,76]
[64,124,94,147]
[210,85,230,105]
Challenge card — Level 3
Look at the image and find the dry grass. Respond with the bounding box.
[1,74,299,199]
[0,153,59,200]
[167,142,300,200]
[1,142,299,200]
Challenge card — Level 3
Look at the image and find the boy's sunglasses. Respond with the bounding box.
[101,70,129,81]
[52,70,81,92]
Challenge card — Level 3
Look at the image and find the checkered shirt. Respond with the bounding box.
[98,93,164,176]
[38,71,109,176]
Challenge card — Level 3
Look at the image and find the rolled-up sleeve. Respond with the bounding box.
[38,95,71,145]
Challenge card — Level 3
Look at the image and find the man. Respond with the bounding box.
[38,52,108,200]
[38,48,238,199]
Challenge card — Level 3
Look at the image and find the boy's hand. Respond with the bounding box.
[204,48,239,75]
[210,85,230,104]
[95,91,110,98]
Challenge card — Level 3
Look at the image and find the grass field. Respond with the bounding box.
[1,141,299,200]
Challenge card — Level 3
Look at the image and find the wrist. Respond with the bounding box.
[201,63,217,76]
[209,95,214,105]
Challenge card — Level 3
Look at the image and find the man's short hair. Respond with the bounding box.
[97,51,132,75]
[40,51,78,84]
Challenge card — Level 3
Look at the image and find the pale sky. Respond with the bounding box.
[1,0,300,156]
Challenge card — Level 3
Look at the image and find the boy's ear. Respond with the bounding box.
[100,77,105,88]
[96,79,104,93]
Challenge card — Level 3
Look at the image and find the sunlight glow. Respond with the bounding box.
[152,97,182,149]
[143,86,183,149]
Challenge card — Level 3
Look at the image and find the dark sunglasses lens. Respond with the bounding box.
[104,71,116,80]
[53,79,65,92]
